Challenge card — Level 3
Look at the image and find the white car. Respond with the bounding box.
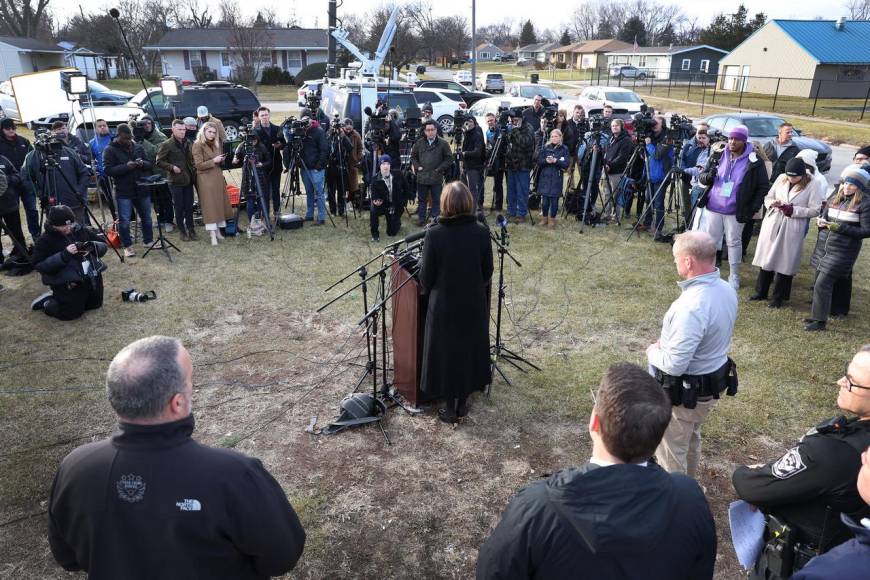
[0,81,19,120]
[507,83,560,105]
[575,86,645,115]
[452,70,473,87]
[467,97,527,132]
[68,103,148,141]
[476,72,505,93]
[413,87,467,133]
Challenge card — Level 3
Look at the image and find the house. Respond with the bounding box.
[515,42,560,64]
[465,42,506,62]
[718,19,870,98]
[549,39,633,69]
[0,36,65,80]
[605,45,727,80]
[57,41,129,80]
[144,28,328,82]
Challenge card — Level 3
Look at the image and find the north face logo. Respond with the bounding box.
[176,499,202,512]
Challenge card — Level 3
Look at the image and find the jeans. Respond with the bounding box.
[267,169,282,215]
[417,182,441,222]
[20,189,40,238]
[116,196,153,247]
[643,180,665,233]
[464,169,483,208]
[301,168,326,220]
[169,184,195,233]
[506,170,530,217]
[541,195,559,217]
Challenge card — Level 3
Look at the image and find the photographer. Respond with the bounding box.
[31,205,107,321]
[642,116,675,241]
[604,118,632,219]
[0,118,39,239]
[411,120,453,226]
[232,129,272,228]
[254,107,286,218]
[537,129,569,228]
[369,154,409,242]
[325,118,353,217]
[577,121,610,222]
[104,124,154,257]
[562,105,586,192]
[156,120,197,241]
[484,112,507,212]
[22,131,91,225]
[384,110,402,169]
[296,110,329,225]
[460,116,486,208]
[505,109,536,223]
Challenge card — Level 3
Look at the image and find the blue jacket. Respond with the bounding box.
[681,137,704,170]
[577,132,609,180]
[536,144,569,197]
[645,131,674,184]
[793,515,870,579]
[89,133,113,177]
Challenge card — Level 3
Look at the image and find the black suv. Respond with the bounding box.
[129,82,261,141]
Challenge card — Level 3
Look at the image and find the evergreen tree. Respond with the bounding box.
[699,4,766,51]
[560,29,571,46]
[618,16,647,46]
[519,19,537,45]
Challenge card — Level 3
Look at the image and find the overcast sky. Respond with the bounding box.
[56,0,842,30]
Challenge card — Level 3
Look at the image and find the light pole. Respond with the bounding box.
[471,0,476,83]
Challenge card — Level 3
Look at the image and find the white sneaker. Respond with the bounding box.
[729,274,740,290]
[124,247,136,258]
[31,291,53,310]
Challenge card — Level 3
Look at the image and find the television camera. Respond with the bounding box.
[667,114,695,142]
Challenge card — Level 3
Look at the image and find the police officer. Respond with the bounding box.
[647,230,738,478]
[732,346,870,578]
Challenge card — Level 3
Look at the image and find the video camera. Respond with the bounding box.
[364,105,388,132]
[304,85,322,112]
[452,108,472,135]
[667,114,694,142]
[496,106,511,128]
[281,116,310,140]
[33,128,64,154]
[632,105,657,139]
[586,113,607,133]
[127,113,146,141]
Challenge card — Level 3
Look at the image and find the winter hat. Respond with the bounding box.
[785,157,807,177]
[378,154,392,165]
[196,106,209,117]
[48,205,76,227]
[0,118,15,130]
[857,145,870,158]
[343,117,354,127]
[182,116,197,127]
[116,123,132,136]
[421,102,433,114]
[796,149,818,170]
[841,164,870,191]
[728,125,749,142]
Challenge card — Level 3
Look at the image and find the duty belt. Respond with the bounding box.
[654,358,738,409]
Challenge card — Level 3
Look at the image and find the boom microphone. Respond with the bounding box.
[400,228,428,244]
[364,106,373,117]
[109,8,120,18]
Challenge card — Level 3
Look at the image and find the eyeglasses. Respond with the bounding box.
[842,362,870,393]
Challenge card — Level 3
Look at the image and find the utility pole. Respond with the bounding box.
[327,0,337,78]
[471,0,476,83]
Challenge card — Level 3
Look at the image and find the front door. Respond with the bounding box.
[220,52,232,80]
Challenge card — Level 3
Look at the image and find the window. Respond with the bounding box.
[183,50,191,71]
[722,117,741,133]
[706,116,726,131]
[681,59,691,71]
[638,56,647,67]
[221,52,230,67]
[480,52,489,59]
[286,50,302,69]
[700,59,709,73]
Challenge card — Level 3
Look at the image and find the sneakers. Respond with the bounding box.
[123,247,136,258]
[31,291,53,310]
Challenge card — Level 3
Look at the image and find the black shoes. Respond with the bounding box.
[438,408,458,424]
[371,235,380,243]
[456,398,469,418]
[749,293,767,301]
[804,320,826,332]
[767,299,783,309]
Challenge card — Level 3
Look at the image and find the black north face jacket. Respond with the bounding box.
[48,415,305,580]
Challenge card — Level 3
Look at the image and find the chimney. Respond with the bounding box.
[836,17,845,31]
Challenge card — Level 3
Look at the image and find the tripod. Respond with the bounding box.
[282,142,336,228]
[326,129,355,225]
[626,138,686,242]
[578,131,611,233]
[489,218,540,393]
[142,180,181,261]
[236,146,275,240]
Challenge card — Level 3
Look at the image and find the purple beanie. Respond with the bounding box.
[728,124,749,142]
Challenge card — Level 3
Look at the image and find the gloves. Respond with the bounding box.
[779,203,794,217]
[827,222,841,233]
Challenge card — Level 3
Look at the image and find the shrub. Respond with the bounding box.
[554,62,567,70]
[294,62,328,87]
[533,61,547,70]
[193,66,217,82]
[260,66,293,85]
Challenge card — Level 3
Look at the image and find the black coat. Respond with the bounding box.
[103,139,153,198]
[297,125,329,171]
[255,123,285,176]
[562,118,584,154]
[49,415,305,580]
[418,214,493,399]
[22,146,91,208]
[536,144,569,197]
[461,125,486,171]
[763,140,800,185]
[604,131,633,175]
[0,153,23,213]
[32,225,107,287]
[698,146,770,223]
[811,195,870,278]
[477,463,716,580]
[369,170,410,209]
[522,107,543,133]
[0,134,32,169]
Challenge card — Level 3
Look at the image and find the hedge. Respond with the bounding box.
[294,62,328,87]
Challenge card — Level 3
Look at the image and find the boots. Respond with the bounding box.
[541,216,549,226]
[210,230,219,246]
[548,217,556,229]
[215,229,224,240]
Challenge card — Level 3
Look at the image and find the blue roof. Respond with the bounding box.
[774,20,870,64]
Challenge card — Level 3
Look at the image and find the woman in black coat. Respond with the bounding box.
[536,129,569,228]
[418,181,494,423]
[806,165,870,331]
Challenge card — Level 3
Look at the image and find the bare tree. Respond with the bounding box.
[0,0,52,37]
[178,0,213,28]
[846,0,870,19]
[221,3,272,92]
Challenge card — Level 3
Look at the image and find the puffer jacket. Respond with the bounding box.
[32,224,107,286]
[811,193,870,278]
[410,136,453,185]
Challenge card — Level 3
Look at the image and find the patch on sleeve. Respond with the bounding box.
[771,447,807,479]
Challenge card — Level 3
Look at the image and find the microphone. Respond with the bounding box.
[401,228,428,244]
[364,106,373,117]
[109,7,120,18]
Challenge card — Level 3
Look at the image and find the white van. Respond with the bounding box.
[452,70,473,87]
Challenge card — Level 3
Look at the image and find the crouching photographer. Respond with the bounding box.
[31,205,107,321]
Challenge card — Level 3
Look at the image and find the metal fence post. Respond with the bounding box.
[687,75,693,101]
[771,77,781,112]
[667,74,672,97]
[700,78,706,115]
[861,84,870,121]
[738,76,746,109]
[811,80,822,116]
[712,74,718,105]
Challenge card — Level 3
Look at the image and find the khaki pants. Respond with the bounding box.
[655,399,718,478]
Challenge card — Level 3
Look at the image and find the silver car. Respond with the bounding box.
[477,73,505,94]
[0,81,20,120]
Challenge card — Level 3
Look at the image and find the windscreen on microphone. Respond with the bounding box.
[109,8,120,18]
[496,214,508,228]
[363,106,373,117]
[402,229,427,244]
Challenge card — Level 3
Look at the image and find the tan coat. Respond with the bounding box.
[347,129,363,192]
[192,139,232,225]
[752,174,825,276]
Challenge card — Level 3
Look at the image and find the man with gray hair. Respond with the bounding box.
[647,230,738,478]
[48,336,306,579]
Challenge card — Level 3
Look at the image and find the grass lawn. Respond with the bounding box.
[1,164,869,577]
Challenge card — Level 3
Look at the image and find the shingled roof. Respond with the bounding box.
[145,28,328,50]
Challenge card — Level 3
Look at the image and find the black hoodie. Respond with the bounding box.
[476,462,716,580]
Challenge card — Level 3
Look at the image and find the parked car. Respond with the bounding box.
[701,112,832,173]
[85,80,134,105]
[319,80,418,135]
[575,86,645,115]
[413,87,467,133]
[516,58,533,67]
[129,83,261,141]
[449,58,468,66]
[68,103,148,142]
[0,81,19,120]
[297,80,324,108]
[452,70,473,87]
[500,54,516,61]
[507,83,561,104]
[609,65,650,80]
[476,72,505,93]
[415,80,490,107]
[468,97,528,130]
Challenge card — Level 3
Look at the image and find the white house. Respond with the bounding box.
[515,42,560,64]
[144,28,329,82]
[57,41,129,80]
[0,36,65,80]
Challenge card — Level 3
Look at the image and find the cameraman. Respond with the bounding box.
[681,129,711,223]
[104,124,154,257]
[384,110,402,169]
[484,112,507,212]
[505,109,536,223]
[325,118,353,217]
[604,118,632,219]
[0,118,39,239]
[460,116,486,208]
[411,120,453,226]
[642,116,674,241]
[138,116,174,233]
[562,105,586,192]
[31,205,107,321]
[88,119,116,217]
[369,154,409,242]
[296,110,329,225]
[577,121,609,221]
[255,107,286,218]
[21,132,91,225]
[52,121,91,165]
[232,130,272,226]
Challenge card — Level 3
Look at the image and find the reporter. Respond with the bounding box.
[192,122,232,246]
[155,120,197,241]
[103,124,153,257]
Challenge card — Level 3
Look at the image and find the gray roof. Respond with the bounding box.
[606,44,727,56]
[0,35,65,53]
[145,28,329,50]
[517,42,560,53]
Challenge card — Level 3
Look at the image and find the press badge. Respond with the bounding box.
[720,182,734,198]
